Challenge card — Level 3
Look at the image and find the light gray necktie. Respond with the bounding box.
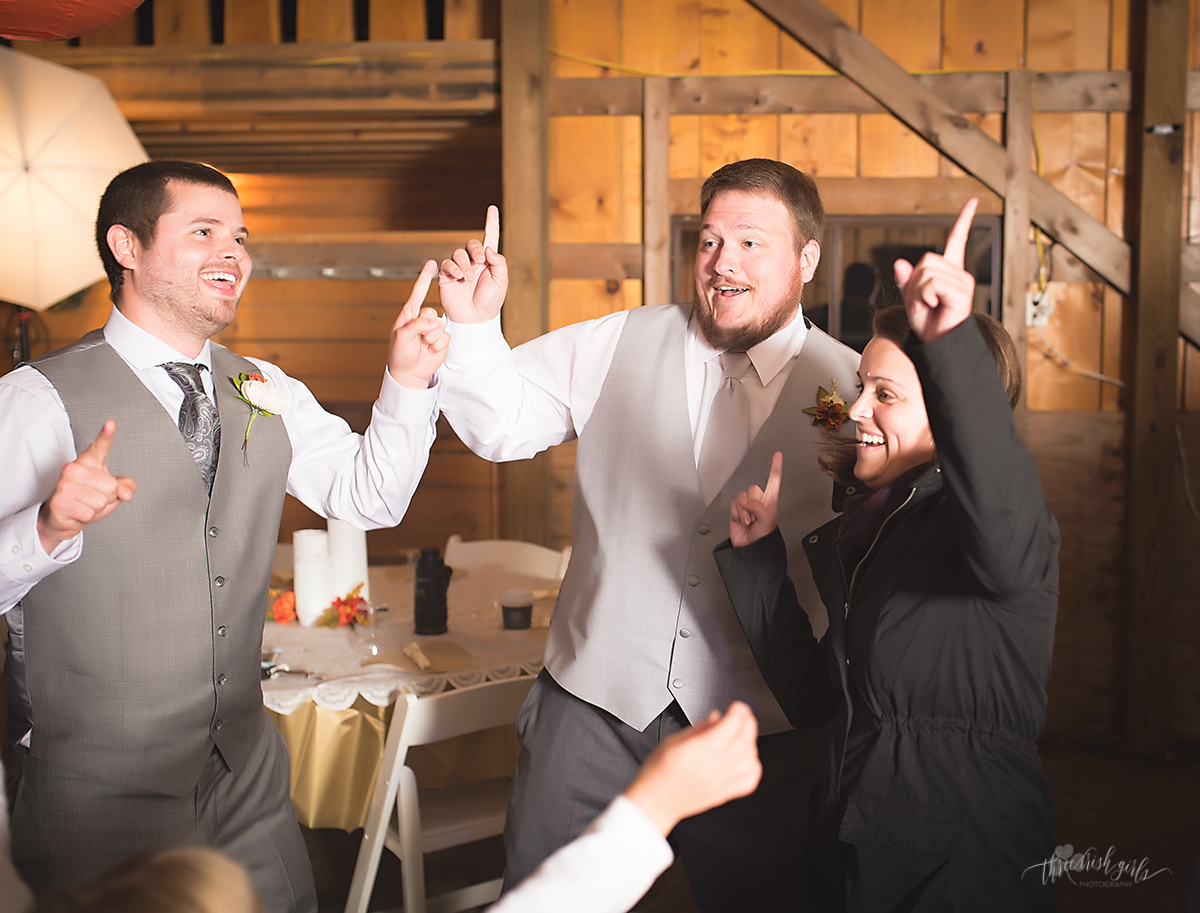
[161,362,221,492]
[697,351,756,504]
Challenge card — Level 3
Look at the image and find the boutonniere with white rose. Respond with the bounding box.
[230,372,287,464]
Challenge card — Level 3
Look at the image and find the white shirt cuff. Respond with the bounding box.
[377,366,442,418]
[0,504,80,589]
[443,313,506,370]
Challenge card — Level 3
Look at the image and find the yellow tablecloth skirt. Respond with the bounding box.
[268,697,521,832]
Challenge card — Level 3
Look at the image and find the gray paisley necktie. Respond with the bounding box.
[161,362,221,492]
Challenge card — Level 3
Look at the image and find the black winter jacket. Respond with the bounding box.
[715,319,1061,912]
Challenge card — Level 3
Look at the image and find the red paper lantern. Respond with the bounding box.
[0,0,146,41]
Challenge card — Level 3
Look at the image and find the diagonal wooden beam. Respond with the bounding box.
[749,0,1131,295]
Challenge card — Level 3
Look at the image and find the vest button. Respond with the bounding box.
[845,486,856,495]
[679,629,691,638]
[687,575,699,586]
[214,576,225,587]
[217,625,227,637]
[697,523,710,535]
[217,674,227,685]
[672,679,684,688]
[208,526,220,538]
[214,719,224,731]
[808,535,819,544]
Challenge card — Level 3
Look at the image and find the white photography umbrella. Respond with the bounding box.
[0,45,147,313]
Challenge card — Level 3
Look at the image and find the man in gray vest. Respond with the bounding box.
[0,161,449,911]
[437,159,860,910]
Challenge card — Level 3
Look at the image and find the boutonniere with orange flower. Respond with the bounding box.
[802,379,849,431]
[231,372,287,464]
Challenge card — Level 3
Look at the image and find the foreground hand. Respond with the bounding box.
[729,451,782,548]
[389,259,451,388]
[893,197,978,343]
[438,205,508,324]
[38,420,137,554]
[623,701,761,836]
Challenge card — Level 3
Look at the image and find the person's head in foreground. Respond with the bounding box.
[694,158,824,351]
[841,302,1021,490]
[33,844,263,913]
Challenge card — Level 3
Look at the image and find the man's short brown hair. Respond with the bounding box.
[699,159,825,250]
[96,161,238,303]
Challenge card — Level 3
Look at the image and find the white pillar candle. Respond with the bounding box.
[292,529,334,626]
[328,518,370,603]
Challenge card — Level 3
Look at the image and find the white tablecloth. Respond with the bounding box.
[262,564,552,715]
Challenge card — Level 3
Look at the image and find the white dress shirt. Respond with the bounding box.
[0,306,440,614]
[440,304,809,464]
[487,796,673,913]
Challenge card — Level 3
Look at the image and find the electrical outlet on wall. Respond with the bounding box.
[1025,290,1054,327]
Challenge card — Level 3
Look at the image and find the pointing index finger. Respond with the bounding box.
[79,420,117,468]
[763,451,783,507]
[483,205,500,253]
[401,260,438,323]
[942,197,978,269]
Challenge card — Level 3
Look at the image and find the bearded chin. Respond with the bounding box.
[692,279,805,351]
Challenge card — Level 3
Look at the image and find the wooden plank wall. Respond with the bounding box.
[2,0,502,560]
[542,0,1200,741]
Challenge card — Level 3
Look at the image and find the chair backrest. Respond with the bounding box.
[443,534,570,581]
[393,677,535,756]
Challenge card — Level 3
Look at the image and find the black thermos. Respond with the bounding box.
[414,547,452,634]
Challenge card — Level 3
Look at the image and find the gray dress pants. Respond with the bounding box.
[501,669,822,913]
[9,723,316,913]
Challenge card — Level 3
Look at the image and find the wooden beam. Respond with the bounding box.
[643,77,671,307]
[33,42,498,120]
[245,231,471,279]
[1124,0,1188,752]
[1003,70,1032,424]
[547,71,1157,118]
[748,0,1131,295]
[500,0,550,544]
[671,176,1001,217]
[1181,284,1200,347]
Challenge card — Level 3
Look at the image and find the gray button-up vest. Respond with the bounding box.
[548,304,860,734]
[13,331,292,796]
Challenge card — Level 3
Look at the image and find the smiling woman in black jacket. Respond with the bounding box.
[714,199,1060,912]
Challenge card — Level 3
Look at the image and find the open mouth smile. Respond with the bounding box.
[857,432,884,446]
[713,284,750,298]
[201,269,239,288]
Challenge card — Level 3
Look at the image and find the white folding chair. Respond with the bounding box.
[443,534,572,581]
[344,676,535,913]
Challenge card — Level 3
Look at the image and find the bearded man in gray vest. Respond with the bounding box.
[0,161,449,911]
[436,159,860,910]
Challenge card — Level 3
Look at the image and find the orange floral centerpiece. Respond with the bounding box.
[317,583,370,629]
[268,589,297,624]
[266,584,369,628]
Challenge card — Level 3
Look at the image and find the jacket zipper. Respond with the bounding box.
[831,484,919,801]
[843,486,918,614]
